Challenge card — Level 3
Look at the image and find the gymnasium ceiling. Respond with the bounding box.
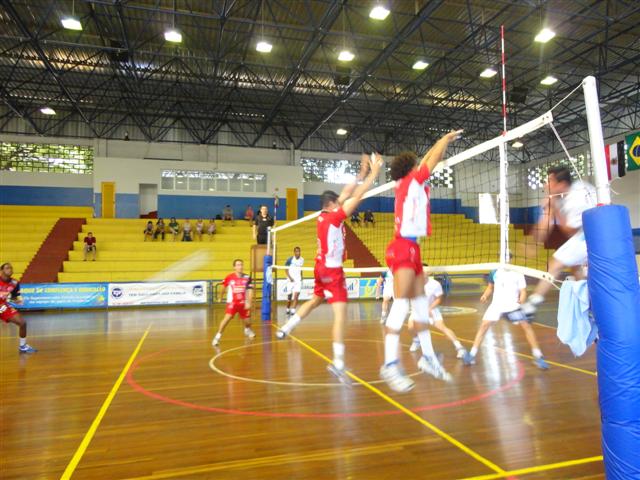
[1,0,639,158]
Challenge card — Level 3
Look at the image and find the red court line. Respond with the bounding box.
[126,343,525,418]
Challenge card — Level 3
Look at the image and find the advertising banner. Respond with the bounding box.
[19,283,108,309]
[108,281,208,307]
[276,278,361,301]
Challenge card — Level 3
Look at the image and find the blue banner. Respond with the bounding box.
[19,283,108,309]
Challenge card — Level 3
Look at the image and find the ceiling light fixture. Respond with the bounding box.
[412,60,429,70]
[480,67,498,78]
[40,107,56,115]
[369,5,390,20]
[338,50,354,62]
[336,128,348,135]
[540,75,558,86]
[512,141,523,149]
[61,0,82,30]
[534,28,556,43]
[256,41,272,53]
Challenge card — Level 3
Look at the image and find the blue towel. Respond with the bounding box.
[557,280,598,356]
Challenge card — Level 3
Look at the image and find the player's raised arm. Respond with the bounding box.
[421,130,463,174]
[341,153,383,217]
[337,153,370,205]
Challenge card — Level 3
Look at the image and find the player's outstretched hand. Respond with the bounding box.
[444,129,463,142]
[370,153,384,176]
[359,153,371,180]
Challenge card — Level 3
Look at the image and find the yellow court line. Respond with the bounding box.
[60,324,152,480]
[277,327,506,475]
[458,455,603,480]
[124,437,436,479]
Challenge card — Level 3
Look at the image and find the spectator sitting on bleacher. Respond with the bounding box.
[154,218,165,241]
[207,218,217,240]
[182,219,193,242]
[84,232,97,261]
[350,211,361,227]
[244,205,254,222]
[195,219,204,241]
[168,217,180,241]
[222,205,234,224]
[364,209,375,227]
[143,221,154,241]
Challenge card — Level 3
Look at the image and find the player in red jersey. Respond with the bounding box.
[1,262,37,353]
[276,154,383,377]
[212,259,254,347]
[380,130,462,393]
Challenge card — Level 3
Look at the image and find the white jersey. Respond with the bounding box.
[424,278,443,306]
[557,180,597,230]
[286,256,304,282]
[489,269,526,313]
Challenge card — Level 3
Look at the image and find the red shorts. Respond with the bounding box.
[313,263,347,304]
[385,237,423,275]
[225,303,250,319]
[0,304,19,323]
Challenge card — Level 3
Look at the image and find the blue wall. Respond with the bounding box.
[157,195,287,220]
[0,186,92,206]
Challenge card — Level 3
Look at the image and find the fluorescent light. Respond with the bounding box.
[338,50,355,62]
[164,29,182,43]
[369,5,390,20]
[412,60,429,70]
[256,41,273,53]
[540,75,558,86]
[512,141,523,149]
[534,28,556,43]
[40,107,56,115]
[336,128,348,135]
[480,67,497,78]
[61,16,82,31]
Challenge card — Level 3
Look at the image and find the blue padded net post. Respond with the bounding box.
[583,205,640,479]
[261,254,273,322]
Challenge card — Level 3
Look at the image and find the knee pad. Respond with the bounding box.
[386,298,410,331]
[410,296,430,324]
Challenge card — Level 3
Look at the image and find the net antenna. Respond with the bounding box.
[498,24,509,265]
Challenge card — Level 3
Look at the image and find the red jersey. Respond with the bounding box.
[394,164,431,238]
[0,277,20,305]
[84,237,96,245]
[223,273,253,304]
[316,208,347,268]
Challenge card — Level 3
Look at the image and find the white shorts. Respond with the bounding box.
[408,307,442,325]
[553,231,587,267]
[482,302,520,322]
[382,277,394,299]
[286,280,302,294]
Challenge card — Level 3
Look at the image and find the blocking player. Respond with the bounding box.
[1,263,37,353]
[212,259,254,347]
[276,153,383,377]
[284,247,304,315]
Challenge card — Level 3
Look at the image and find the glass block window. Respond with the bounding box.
[160,170,267,193]
[384,164,454,188]
[0,142,93,173]
[527,153,592,190]
[300,157,360,184]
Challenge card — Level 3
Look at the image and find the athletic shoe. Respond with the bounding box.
[462,352,476,365]
[275,329,286,340]
[456,347,468,359]
[327,363,352,386]
[212,334,221,347]
[409,339,420,352]
[534,356,550,370]
[417,355,452,382]
[380,312,387,325]
[18,344,37,354]
[244,327,256,339]
[503,308,532,323]
[380,362,415,393]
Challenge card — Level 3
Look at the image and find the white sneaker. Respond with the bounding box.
[380,362,415,393]
[456,347,467,359]
[380,312,387,325]
[275,329,287,340]
[409,340,420,352]
[244,327,256,339]
[212,334,221,347]
[417,355,452,382]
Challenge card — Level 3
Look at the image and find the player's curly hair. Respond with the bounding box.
[389,151,418,180]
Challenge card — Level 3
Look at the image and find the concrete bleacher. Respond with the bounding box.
[0,205,92,280]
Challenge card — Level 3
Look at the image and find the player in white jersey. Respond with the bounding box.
[376,268,394,324]
[510,166,596,320]
[408,268,467,359]
[464,267,549,369]
[284,247,304,315]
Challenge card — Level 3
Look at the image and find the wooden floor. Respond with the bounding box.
[0,295,603,479]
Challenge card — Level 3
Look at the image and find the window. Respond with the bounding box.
[160,169,267,193]
[301,158,360,184]
[0,142,93,173]
[527,154,592,190]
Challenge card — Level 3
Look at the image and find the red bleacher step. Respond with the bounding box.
[344,225,380,276]
[21,218,86,283]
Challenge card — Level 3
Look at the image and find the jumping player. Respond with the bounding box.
[464,265,549,369]
[212,259,254,347]
[276,153,383,377]
[1,263,37,353]
[408,267,467,359]
[284,247,304,315]
[381,130,461,393]
[512,166,596,319]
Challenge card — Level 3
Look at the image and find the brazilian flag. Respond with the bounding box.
[627,131,640,171]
